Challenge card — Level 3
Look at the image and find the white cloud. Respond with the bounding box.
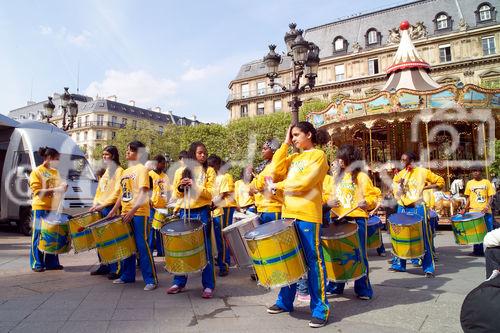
[181,65,222,82]
[67,30,91,47]
[38,25,91,47]
[85,70,177,106]
[39,25,53,35]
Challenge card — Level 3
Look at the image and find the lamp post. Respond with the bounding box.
[263,23,320,125]
[43,87,79,131]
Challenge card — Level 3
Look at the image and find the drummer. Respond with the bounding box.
[235,166,256,214]
[148,154,171,257]
[390,152,444,277]
[369,186,387,257]
[107,141,158,291]
[327,144,379,300]
[423,185,438,256]
[250,139,283,224]
[29,146,68,272]
[208,154,237,277]
[462,167,496,256]
[89,145,123,279]
[264,122,330,328]
[167,141,216,299]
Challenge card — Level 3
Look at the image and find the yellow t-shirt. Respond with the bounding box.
[212,173,237,217]
[173,165,216,209]
[149,170,170,209]
[465,179,496,213]
[119,163,150,216]
[331,172,379,218]
[253,162,283,213]
[322,174,333,205]
[422,188,435,209]
[29,164,62,211]
[234,179,254,208]
[272,143,328,223]
[94,167,124,207]
[393,167,445,206]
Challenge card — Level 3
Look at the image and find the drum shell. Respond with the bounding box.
[367,216,382,250]
[152,208,176,230]
[321,223,366,283]
[244,219,306,289]
[161,219,207,274]
[388,214,424,259]
[90,217,136,264]
[223,215,259,267]
[451,213,487,245]
[38,217,71,254]
[68,211,100,253]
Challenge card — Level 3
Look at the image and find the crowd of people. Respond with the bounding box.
[27,121,497,329]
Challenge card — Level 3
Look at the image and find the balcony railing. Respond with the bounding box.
[73,121,126,129]
[227,87,285,103]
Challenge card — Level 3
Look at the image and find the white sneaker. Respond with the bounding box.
[113,278,125,284]
[144,284,157,291]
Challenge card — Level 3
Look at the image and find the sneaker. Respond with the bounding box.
[308,317,328,328]
[250,273,257,281]
[325,286,343,296]
[90,266,108,276]
[297,294,311,302]
[46,265,64,270]
[267,304,285,314]
[378,252,387,257]
[144,284,157,291]
[107,272,120,280]
[411,259,422,267]
[218,270,229,277]
[425,272,435,278]
[32,267,45,273]
[113,278,126,284]
[202,288,213,299]
[358,295,371,300]
[167,285,184,294]
[389,267,406,273]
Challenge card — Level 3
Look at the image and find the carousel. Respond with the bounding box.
[307,21,500,193]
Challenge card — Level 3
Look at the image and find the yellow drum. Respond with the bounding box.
[152,207,176,230]
[244,219,306,289]
[161,219,207,274]
[450,212,487,245]
[388,213,424,259]
[321,222,366,283]
[38,215,71,254]
[68,211,100,253]
[89,216,136,264]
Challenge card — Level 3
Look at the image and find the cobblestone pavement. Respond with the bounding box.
[0,226,484,332]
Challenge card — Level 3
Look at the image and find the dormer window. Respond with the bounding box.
[476,3,496,23]
[365,28,381,47]
[434,12,452,32]
[332,36,348,54]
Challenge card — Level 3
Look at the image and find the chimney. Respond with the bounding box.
[192,115,197,121]
[153,106,161,113]
[129,100,135,106]
[107,95,117,102]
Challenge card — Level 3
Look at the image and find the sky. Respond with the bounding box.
[0,0,409,124]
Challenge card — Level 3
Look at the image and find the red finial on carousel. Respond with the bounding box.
[400,20,410,30]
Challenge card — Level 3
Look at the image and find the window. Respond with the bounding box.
[122,118,127,126]
[241,83,249,98]
[333,36,347,52]
[77,117,81,127]
[111,131,116,139]
[368,58,379,75]
[111,116,117,124]
[84,115,89,127]
[482,36,496,55]
[96,130,103,140]
[437,14,448,29]
[335,64,345,81]
[367,29,379,45]
[97,114,104,126]
[132,120,137,129]
[274,100,282,112]
[257,102,265,115]
[257,82,266,95]
[272,78,282,93]
[240,105,248,118]
[439,44,452,62]
[84,131,88,141]
[480,4,492,21]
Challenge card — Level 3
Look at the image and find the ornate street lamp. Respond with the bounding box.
[42,87,79,131]
[263,23,320,125]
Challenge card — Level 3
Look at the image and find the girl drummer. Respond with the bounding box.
[29,146,68,272]
[264,122,330,328]
[327,144,379,299]
[167,141,217,299]
[89,145,123,279]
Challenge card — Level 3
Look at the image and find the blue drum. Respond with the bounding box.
[367,215,382,249]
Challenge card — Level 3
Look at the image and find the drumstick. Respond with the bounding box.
[336,205,360,220]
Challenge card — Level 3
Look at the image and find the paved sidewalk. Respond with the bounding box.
[0,227,484,332]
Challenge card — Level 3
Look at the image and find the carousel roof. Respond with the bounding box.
[382,20,441,92]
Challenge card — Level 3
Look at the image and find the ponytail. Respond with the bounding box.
[38,146,59,159]
[292,121,330,146]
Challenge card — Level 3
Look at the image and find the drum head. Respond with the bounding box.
[451,212,485,222]
[233,212,249,220]
[224,216,258,232]
[160,218,203,235]
[367,215,381,226]
[71,211,97,219]
[244,219,292,240]
[322,222,357,239]
[388,213,422,225]
[90,216,122,229]
[43,213,69,225]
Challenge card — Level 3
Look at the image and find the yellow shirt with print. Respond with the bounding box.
[94,167,124,207]
[29,164,62,211]
[322,174,333,205]
[119,163,150,216]
[173,165,216,209]
[422,188,435,210]
[465,179,496,213]
[331,172,379,218]
[271,143,328,224]
[393,167,445,206]
[253,162,283,213]
[149,170,170,209]
[234,179,254,208]
[212,173,237,218]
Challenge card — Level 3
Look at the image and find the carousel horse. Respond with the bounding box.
[450,179,467,206]
[434,190,463,217]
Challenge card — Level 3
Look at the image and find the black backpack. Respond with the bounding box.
[461,275,500,332]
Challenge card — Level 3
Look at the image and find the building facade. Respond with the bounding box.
[9,94,200,159]
[227,0,500,120]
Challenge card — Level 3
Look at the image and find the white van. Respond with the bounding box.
[0,115,97,235]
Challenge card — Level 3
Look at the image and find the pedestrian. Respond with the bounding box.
[148,154,170,257]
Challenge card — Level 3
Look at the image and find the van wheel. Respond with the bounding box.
[18,207,32,236]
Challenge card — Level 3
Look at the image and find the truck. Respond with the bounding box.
[0,114,97,235]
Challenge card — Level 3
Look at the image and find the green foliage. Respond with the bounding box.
[488,139,500,177]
